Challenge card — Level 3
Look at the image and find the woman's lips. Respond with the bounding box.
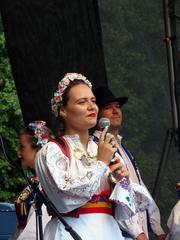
[87,113,97,118]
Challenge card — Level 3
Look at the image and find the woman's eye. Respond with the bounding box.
[78,100,86,104]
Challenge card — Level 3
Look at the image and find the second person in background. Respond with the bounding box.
[92,86,166,240]
[12,121,52,240]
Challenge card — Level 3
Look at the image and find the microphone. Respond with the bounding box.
[98,117,110,130]
[98,117,119,166]
[98,119,128,183]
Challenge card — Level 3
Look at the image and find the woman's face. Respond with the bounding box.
[18,134,37,169]
[60,84,98,133]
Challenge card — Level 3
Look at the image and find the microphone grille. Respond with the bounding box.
[98,117,110,129]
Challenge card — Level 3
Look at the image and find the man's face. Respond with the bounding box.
[98,101,122,130]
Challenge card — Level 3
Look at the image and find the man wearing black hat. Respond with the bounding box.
[92,87,166,240]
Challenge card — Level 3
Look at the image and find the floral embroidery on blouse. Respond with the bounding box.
[73,143,97,166]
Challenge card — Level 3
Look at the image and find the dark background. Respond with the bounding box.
[0,0,107,131]
[0,0,180,231]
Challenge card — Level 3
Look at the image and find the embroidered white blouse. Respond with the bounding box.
[35,135,136,218]
[35,134,157,240]
[35,134,142,240]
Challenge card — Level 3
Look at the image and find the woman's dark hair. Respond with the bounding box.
[20,128,39,149]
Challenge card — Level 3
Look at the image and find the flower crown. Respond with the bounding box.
[51,73,92,116]
[28,120,51,147]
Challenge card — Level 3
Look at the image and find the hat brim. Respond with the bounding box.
[98,96,128,108]
[116,97,128,107]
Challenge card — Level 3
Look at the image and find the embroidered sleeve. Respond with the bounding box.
[110,179,160,222]
[138,182,165,236]
[35,142,108,213]
[116,213,144,238]
[147,196,165,235]
[109,178,137,221]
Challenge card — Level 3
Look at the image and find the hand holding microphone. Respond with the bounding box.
[97,125,117,166]
[109,157,129,181]
[98,117,129,181]
[98,117,118,165]
[98,117,115,146]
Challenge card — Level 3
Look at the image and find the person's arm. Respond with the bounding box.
[117,213,147,239]
[144,187,165,238]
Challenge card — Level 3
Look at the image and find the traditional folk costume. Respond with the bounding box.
[13,120,52,239]
[35,135,152,240]
[92,131,165,239]
[14,184,34,233]
[13,179,50,240]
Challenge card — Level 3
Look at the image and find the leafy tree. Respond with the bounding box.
[0,20,25,202]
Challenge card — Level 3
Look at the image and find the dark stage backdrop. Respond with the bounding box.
[0,0,107,131]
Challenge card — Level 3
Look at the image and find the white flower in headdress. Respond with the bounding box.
[62,77,70,85]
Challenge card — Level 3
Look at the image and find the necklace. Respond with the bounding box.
[73,144,96,166]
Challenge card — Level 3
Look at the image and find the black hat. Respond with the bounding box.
[94,87,128,108]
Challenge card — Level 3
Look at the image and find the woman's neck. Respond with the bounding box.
[65,128,89,151]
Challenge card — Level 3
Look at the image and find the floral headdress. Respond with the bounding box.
[27,120,51,147]
[51,73,92,116]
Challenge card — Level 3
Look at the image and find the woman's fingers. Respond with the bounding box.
[99,128,115,145]
[109,156,119,165]
[110,161,129,180]
[98,130,119,166]
[109,161,123,172]
[104,133,112,143]
[98,127,108,144]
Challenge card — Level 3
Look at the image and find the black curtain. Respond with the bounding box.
[0,0,107,131]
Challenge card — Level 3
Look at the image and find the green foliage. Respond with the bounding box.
[0,21,25,202]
